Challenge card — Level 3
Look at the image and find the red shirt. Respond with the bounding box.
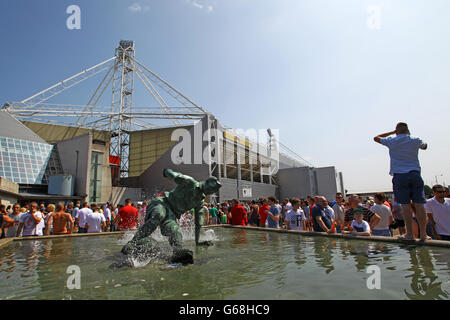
[231,205,247,226]
[117,205,139,230]
[259,205,269,226]
[384,201,392,209]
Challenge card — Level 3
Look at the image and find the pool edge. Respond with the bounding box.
[206,225,450,248]
[2,226,449,249]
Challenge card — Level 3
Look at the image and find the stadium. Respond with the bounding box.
[0,41,345,206]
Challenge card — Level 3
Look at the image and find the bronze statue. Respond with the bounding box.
[121,169,222,264]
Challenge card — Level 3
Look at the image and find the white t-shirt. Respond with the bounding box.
[425,197,450,236]
[72,206,80,219]
[19,212,44,236]
[77,207,93,228]
[285,208,306,231]
[7,212,25,238]
[103,208,111,221]
[351,220,370,233]
[86,211,106,233]
[371,204,393,230]
[284,203,293,212]
[332,203,345,223]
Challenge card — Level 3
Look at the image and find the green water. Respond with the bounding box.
[0,227,449,300]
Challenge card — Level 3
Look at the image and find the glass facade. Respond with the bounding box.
[0,136,53,184]
[89,151,103,203]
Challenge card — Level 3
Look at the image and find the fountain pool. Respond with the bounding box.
[0,227,449,300]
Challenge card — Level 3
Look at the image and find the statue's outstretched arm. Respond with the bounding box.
[194,205,214,246]
[163,168,196,187]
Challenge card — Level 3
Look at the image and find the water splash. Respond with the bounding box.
[116,222,219,245]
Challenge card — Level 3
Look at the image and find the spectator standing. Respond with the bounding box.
[16,202,43,237]
[332,194,345,233]
[76,202,92,233]
[311,197,332,233]
[0,205,15,238]
[39,203,46,214]
[374,122,429,240]
[426,185,450,241]
[249,200,260,226]
[115,199,139,230]
[110,205,118,232]
[45,202,74,235]
[231,199,247,226]
[72,201,80,220]
[6,203,24,238]
[285,198,306,231]
[371,193,394,237]
[344,195,381,231]
[44,204,55,235]
[66,202,74,217]
[258,198,270,227]
[220,209,228,225]
[266,196,281,229]
[301,200,310,220]
[209,204,219,225]
[306,196,316,231]
[85,204,106,233]
[103,204,112,232]
[391,197,405,235]
[322,197,335,222]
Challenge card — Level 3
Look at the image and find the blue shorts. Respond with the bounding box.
[372,229,392,237]
[392,171,426,204]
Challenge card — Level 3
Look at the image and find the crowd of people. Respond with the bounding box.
[0,185,448,241]
[199,185,449,241]
[0,198,145,238]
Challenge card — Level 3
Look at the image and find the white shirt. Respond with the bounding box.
[425,197,450,236]
[351,220,371,233]
[77,207,92,228]
[19,211,43,236]
[332,203,345,223]
[284,202,293,212]
[86,211,106,233]
[72,206,80,219]
[285,208,306,231]
[103,208,111,221]
[371,204,393,230]
[7,212,25,237]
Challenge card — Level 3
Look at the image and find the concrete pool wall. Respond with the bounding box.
[1,226,450,249]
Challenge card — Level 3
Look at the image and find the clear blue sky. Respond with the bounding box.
[1,0,449,192]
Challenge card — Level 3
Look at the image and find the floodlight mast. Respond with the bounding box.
[110,40,136,181]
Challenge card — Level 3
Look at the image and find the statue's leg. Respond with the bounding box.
[121,203,165,255]
[160,214,193,264]
[160,218,183,249]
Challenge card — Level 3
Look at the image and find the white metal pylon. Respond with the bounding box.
[2,40,210,180]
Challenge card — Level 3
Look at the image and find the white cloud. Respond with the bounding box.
[186,0,214,12]
[128,2,150,13]
[192,1,204,9]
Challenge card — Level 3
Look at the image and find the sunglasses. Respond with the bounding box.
[435,190,446,193]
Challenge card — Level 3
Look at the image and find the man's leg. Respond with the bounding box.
[400,204,415,239]
[410,172,430,241]
[413,203,430,241]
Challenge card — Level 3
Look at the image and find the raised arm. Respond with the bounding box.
[374,130,397,144]
[163,169,196,187]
